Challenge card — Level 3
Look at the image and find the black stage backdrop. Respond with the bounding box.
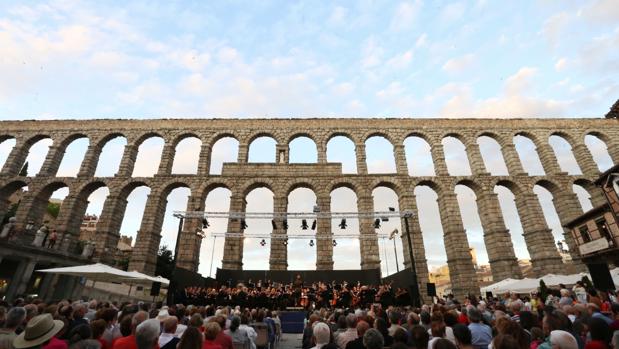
[216,268,381,286]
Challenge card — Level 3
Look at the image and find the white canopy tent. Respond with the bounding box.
[481,270,619,295]
[37,263,169,285]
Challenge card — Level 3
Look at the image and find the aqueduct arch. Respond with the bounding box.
[0,117,618,300]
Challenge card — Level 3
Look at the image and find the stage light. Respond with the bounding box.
[301,219,308,230]
[260,239,266,246]
[271,220,277,229]
[283,219,288,230]
[339,219,347,229]
[202,218,209,229]
[309,239,314,247]
[283,239,288,246]
[241,219,248,230]
[332,239,337,247]
[311,220,317,230]
[374,219,381,229]
[388,207,395,211]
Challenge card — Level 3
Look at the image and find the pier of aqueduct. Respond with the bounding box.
[0,117,617,299]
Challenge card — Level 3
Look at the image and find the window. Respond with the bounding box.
[595,218,613,241]
[579,225,591,243]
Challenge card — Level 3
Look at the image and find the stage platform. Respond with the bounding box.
[279,311,306,333]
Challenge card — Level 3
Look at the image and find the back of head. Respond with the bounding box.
[90,319,107,339]
[189,313,203,328]
[163,317,178,334]
[467,308,482,323]
[178,326,203,349]
[68,324,92,346]
[132,311,149,331]
[69,339,101,349]
[313,322,331,345]
[588,317,611,343]
[549,330,578,349]
[204,321,221,341]
[5,307,26,328]
[393,328,408,344]
[136,319,161,349]
[434,338,457,349]
[410,325,429,349]
[363,328,384,349]
[346,313,357,329]
[337,314,347,330]
[356,321,370,337]
[389,312,400,326]
[452,324,471,346]
[229,316,241,332]
[493,334,520,349]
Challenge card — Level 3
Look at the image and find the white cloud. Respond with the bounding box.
[440,2,465,22]
[415,33,427,48]
[442,53,475,73]
[390,1,422,31]
[360,37,384,69]
[541,12,570,47]
[328,6,347,25]
[554,57,567,71]
[386,49,414,69]
[580,0,619,24]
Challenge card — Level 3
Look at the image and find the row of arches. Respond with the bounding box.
[0,174,602,293]
[0,131,614,178]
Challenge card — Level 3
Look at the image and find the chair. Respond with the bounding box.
[252,323,269,349]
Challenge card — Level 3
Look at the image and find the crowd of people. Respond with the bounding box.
[0,281,618,349]
[183,279,411,309]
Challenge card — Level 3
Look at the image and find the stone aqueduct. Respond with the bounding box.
[0,118,617,299]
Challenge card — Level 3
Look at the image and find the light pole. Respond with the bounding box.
[402,211,421,307]
[389,229,400,273]
[167,213,184,305]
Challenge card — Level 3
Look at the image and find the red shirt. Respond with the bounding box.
[457,313,469,325]
[214,332,233,349]
[203,340,223,349]
[585,340,608,349]
[43,337,68,349]
[113,335,137,349]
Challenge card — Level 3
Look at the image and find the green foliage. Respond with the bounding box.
[19,162,28,176]
[539,279,549,300]
[2,202,19,224]
[46,202,60,218]
[156,245,174,279]
[116,258,129,271]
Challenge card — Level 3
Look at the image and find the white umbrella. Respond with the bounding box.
[122,271,169,286]
[37,263,135,283]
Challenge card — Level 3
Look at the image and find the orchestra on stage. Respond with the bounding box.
[181,275,411,309]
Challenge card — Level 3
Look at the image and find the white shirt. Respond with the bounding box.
[239,324,257,349]
[159,333,177,348]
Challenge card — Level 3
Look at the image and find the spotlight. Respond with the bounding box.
[260,239,266,246]
[241,219,248,230]
[309,239,314,247]
[283,219,288,230]
[339,219,347,229]
[301,219,308,230]
[283,239,288,246]
[332,239,337,247]
[381,216,389,222]
[388,207,395,211]
[202,218,209,229]
[271,220,277,229]
[311,220,317,230]
[374,219,381,229]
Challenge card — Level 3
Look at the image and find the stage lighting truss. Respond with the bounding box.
[174,210,412,220]
[207,232,393,240]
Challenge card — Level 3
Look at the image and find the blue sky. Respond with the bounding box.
[0,0,618,277]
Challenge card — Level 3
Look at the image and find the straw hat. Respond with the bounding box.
[13,314,64,349]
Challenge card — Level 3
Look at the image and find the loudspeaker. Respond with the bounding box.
[426,283,436,297]
[586,263,615,291]
[150,282,161,296]
[486,291,493,299]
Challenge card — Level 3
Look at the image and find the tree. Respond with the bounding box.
[19,162,28,176]
[46,202,60,218]
[156,245,174,279]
